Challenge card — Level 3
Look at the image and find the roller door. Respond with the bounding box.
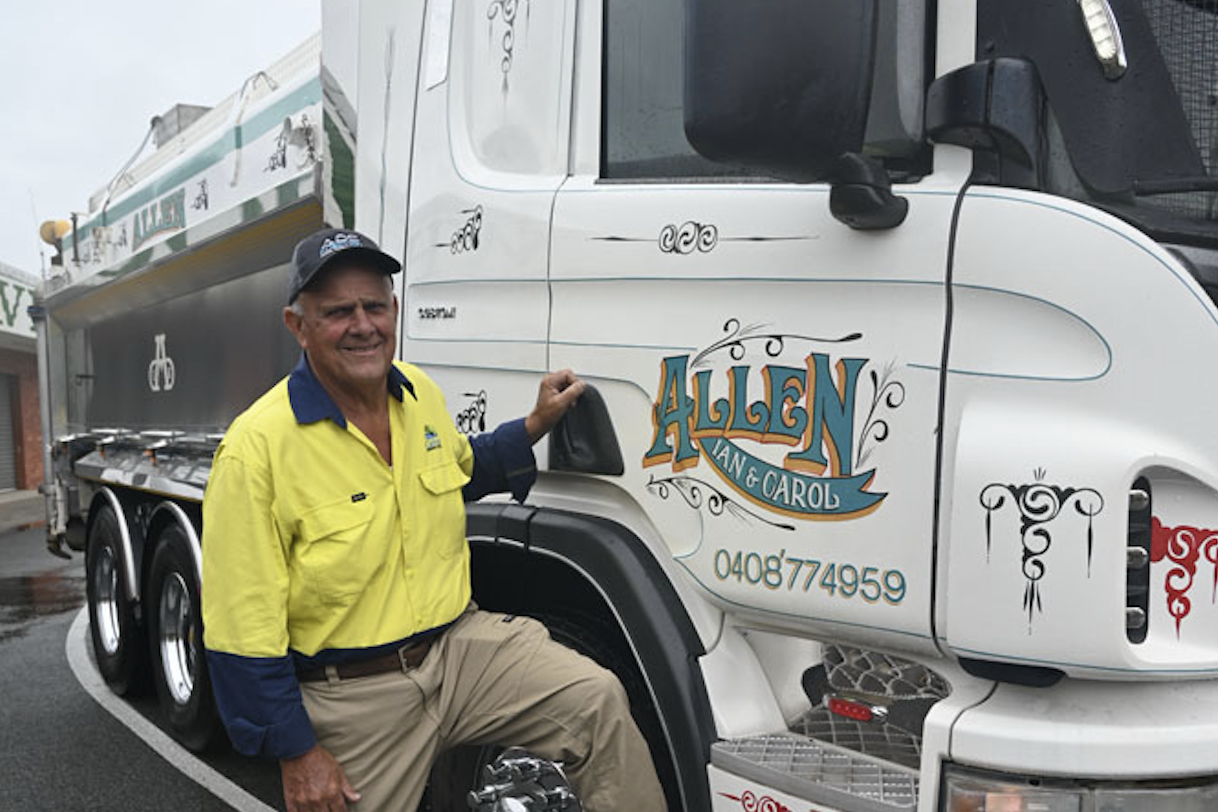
[0,375,15,491]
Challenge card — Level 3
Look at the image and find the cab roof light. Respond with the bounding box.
[1077,0,1128,80]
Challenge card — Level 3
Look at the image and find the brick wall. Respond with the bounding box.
[0,346,42,489]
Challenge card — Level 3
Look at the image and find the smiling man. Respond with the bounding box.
[200,228,664,812]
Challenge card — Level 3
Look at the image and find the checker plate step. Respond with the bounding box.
[795,706,921,771]
[712,733,918,812]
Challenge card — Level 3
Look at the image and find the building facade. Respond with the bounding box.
[0,262,41,491]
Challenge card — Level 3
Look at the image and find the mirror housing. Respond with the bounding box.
[684,0,880,182]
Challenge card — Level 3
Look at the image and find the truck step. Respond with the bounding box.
[795,706,921,771]
[712,731,918,812]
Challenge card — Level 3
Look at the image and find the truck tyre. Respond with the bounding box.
[147,524,223,752]
[427,610,669,811]
[86,504,149,695]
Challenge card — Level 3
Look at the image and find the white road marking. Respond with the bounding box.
[66,608,276,812]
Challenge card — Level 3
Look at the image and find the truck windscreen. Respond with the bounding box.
[981,0,1218,245]
[1135,0,1218,225]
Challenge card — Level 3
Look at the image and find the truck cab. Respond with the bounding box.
[382,0,1218,808]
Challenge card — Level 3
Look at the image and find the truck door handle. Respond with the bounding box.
[547,384,624,477]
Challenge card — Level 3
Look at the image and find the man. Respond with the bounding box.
[201,228,665,812]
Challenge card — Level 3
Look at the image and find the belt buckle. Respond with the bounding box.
[397,644,414,672]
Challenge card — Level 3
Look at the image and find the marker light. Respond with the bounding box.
[943,766,1218,812]
[1076,0,1127,80]
[826,696,878,723]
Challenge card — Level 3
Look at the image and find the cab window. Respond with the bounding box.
[602,0,933,181]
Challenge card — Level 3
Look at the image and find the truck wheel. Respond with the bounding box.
[427,610,669,811]
[86,504,148,695]
[147,524,222,752]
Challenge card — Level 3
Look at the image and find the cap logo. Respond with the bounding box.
[319,232,363,259]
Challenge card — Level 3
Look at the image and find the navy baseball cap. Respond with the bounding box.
[288,227,401,303]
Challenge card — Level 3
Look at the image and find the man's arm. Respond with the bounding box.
[524,369,586,443]
[205,650,315,757]
[280,746,360,812]
[203,450,313,757]
[201,449,358,811]
[461,370,586,503]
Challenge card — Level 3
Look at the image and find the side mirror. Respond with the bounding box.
[684,0,880,182]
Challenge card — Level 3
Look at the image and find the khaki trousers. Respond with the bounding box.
[300,608,666,812]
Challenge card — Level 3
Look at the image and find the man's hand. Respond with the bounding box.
[524,369,587,443]
[281,745,361,812]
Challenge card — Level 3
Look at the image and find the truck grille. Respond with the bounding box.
[823,645,951,701]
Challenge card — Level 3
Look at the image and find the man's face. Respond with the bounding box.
[284,263,398,396]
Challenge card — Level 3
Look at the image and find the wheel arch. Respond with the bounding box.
[86,487,142,604]
[142,500,203,597]
[465,503,716,812]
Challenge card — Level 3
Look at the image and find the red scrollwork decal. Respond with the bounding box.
[1150,517,1218,637]
[719,791,794,812]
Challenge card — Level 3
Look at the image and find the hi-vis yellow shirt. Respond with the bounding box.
[201,356,535,758]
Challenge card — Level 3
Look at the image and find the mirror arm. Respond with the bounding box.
[827,153,910,230]
[926,58,1045,190]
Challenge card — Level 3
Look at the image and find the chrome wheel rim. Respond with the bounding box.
[94,545,121,655]
[158,572,195,705]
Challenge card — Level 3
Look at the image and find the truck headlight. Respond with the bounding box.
[943,766,1218,811]
[943,770,1082,812]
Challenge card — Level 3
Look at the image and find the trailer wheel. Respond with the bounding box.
[426,610,670,811]
[147,524,222,752]
[86,504,148,695]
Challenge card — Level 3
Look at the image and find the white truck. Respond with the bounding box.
[37,0,1218,809]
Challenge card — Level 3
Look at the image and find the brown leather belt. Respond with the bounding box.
[297,637,434,683]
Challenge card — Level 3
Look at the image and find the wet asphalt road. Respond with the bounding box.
[0,524,284,811]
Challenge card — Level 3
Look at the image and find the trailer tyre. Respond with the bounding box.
[147,524,222,752]
[86,504,149,696]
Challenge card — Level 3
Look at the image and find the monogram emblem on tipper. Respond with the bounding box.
[148,334,176,393]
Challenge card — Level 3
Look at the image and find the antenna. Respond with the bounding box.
[28,187,46,278]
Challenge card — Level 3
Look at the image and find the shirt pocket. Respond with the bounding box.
[418,460,472,560]
[295,497,378,606]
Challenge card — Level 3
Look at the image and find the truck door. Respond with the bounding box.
[400,0,576,414]
[549,0,962,650]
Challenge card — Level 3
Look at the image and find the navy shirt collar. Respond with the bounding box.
[287,354,416,427]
